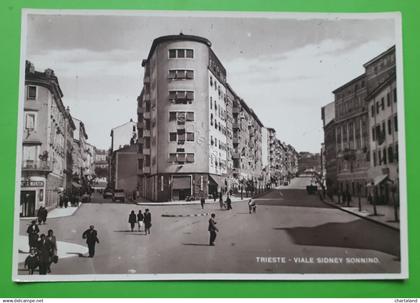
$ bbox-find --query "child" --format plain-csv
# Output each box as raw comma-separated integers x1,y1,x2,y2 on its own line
24,249,39,275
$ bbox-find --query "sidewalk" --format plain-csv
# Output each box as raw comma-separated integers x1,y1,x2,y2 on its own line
20,205,80,221
17,235,88,263
323,194,400,230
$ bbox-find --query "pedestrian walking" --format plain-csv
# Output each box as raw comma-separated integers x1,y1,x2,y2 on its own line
225,195,232,210
46,229,57,273
37,205,48,224
213,192,217,203
24,248,39,275
137,210,144,232
219,193,224,209
200,195,205,210
82,225,100,257
128,210,137,232
208,213,219,246
26,220,40,249
37,234,52,275
144,209,152,235
346,190,352,207
248,198,256,214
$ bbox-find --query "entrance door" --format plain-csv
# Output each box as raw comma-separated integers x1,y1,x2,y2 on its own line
21,190,36,217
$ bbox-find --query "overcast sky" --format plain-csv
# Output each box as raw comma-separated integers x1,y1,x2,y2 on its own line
25,12,396,152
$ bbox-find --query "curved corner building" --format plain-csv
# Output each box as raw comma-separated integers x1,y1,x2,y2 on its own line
137,34,229,201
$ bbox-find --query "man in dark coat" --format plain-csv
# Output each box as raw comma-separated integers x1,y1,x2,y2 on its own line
37,234,52,275
144,209,152,235
208,213,219,246
26,220,40,249
225,195,232,210
128,210,137,232
37,206,48,224
82,225,100,257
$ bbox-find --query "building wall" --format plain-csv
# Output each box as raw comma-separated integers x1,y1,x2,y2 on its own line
111,121,137,152
115,151,138,194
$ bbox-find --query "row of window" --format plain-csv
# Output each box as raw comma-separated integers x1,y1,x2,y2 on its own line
210,115,227,135
169,90,194,104
210,135,227,151
371,115,398,142
372,143,399,167
168,153,195,164
168,49,194,59
210,97,226,120
169,111,194,123
371,89,397,117
168,69,194,80
169,131,194,142
209,76,224,99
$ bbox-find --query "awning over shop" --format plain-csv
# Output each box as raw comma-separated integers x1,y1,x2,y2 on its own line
72,182,82,188
172,176,191,190
209,174,226,190
373,174,388,186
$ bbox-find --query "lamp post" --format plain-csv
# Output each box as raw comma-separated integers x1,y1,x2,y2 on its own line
371,181,378,216
358,183,362,212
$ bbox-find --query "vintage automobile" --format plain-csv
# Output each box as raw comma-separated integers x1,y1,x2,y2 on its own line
112,189,125,203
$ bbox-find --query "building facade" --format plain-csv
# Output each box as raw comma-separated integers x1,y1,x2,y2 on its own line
136,34,298,201
21,61,68,216
333,74,370,197
321,101,337,194
364,46,398,204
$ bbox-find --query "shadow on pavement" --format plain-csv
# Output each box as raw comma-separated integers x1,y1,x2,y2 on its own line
66,252,88,258
182,243,211,247
256,189,331,209
275,219,400,256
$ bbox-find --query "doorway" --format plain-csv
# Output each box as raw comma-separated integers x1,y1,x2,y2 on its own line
21,190,36,217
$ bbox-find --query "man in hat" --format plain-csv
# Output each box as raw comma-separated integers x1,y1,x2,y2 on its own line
82,225,100,257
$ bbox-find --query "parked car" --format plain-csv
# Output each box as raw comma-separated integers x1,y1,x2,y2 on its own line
283,180,289,186
112,189,125,203
103,189,113,199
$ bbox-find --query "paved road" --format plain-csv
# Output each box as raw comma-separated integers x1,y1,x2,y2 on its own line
18,177,400,275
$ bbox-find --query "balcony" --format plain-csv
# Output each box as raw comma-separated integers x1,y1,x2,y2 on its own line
137,137,144,144
233,136,239,144
143,130,151,137
22,160,52,173
137,121,144,129
137,153,144,159
143,76,150,84
137,106,143,114
143,112,151,119
232,122,240,129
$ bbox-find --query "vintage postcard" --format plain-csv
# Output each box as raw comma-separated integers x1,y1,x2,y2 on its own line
13,10,408,281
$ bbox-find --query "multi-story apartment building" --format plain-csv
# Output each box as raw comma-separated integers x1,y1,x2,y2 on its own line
321,101,337,193
72,117,89,190
136,34,298,201
20,61,69,216
364,46,398,204
333,74,370,197
110,119,137,152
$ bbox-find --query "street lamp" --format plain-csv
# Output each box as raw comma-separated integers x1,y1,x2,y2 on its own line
391,181,399,222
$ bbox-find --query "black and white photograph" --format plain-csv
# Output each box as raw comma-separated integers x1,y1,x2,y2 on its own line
13,10,407,281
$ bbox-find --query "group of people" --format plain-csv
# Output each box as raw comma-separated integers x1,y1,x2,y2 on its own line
128,209,152,234
25,220,57,275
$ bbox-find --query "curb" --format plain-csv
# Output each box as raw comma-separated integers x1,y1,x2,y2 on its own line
320,198,400,231
161,212,211,218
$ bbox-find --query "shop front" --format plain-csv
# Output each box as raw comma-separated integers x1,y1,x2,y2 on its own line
20,177,46,217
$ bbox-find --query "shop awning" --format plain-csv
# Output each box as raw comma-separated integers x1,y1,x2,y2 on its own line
172,176,191,190
72,182,82,188
373,174,388,186
209,174,226,190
